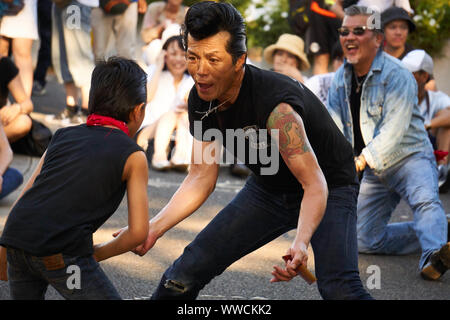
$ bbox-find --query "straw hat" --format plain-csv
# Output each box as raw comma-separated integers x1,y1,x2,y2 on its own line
263,34,310,71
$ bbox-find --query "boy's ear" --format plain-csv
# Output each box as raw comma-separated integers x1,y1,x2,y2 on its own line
130,103,145,122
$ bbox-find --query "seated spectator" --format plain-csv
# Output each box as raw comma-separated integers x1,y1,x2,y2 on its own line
136,35,193,172
402,50,450,188
0,55,33,142
305,40,344,105
0,121,23,201
0,0,38,98
263,33,310,83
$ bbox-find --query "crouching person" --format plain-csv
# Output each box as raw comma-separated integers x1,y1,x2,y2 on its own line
0,57,149,299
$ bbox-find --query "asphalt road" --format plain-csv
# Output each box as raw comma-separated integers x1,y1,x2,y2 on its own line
0,74,449,300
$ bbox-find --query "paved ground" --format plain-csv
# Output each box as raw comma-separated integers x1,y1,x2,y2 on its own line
0,74,449,300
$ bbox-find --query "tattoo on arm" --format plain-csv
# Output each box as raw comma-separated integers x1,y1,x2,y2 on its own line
267,103,311,161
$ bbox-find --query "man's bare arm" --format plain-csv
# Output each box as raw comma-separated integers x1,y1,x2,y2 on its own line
267,103,328,282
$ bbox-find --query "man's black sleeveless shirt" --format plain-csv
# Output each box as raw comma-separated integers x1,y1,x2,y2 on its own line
0,125,142,256
188,64,357,193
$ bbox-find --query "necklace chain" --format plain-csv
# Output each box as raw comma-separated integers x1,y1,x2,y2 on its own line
354,69,365,94
195,97,232,120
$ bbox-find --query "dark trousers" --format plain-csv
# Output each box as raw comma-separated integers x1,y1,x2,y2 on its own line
33,0,52,86
152,176,373,300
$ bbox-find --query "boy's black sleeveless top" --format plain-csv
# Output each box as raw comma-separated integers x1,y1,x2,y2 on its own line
188,64,357,194
0,125,142,257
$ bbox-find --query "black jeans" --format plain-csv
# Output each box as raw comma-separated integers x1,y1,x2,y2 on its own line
152,176,373,300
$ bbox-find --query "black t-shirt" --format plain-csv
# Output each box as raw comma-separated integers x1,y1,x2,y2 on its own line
350,72,367,156
0,57,19,108
188,64,356,193
0,125,142,257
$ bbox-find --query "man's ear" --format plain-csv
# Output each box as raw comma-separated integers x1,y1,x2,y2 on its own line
235,53,247,71
375,32,384,49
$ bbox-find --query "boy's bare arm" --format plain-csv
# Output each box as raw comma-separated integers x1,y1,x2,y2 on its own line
93,151,149,262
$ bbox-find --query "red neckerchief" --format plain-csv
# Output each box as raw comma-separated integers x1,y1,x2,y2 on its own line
86,114,130,136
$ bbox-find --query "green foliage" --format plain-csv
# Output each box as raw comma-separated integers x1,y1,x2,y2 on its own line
408,0,450,57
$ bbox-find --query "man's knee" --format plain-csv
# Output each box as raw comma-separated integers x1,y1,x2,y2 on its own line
152,243,217,300
151,273,201,300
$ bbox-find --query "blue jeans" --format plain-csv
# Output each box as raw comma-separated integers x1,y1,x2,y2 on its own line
357,152,447,270
152,176,372,300
0,168,23,200
7,247,121,300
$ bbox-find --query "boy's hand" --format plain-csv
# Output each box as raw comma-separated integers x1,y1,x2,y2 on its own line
112,224,158,256
0,246,8,281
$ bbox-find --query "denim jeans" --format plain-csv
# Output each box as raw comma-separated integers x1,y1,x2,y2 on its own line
7,247,121,299
152,176,372,300
0,168,23,200
357,152,447,270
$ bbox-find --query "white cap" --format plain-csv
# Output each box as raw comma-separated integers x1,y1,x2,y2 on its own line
401,49,434,76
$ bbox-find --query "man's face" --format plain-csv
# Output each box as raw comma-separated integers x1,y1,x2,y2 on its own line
340,15,383,67
384,20,409,49
186,31,244,102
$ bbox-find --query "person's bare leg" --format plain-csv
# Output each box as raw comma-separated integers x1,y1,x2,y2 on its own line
152,111,177,164
313,53,330,75
171,112,191,165
64,82,78,107
3,114,32,142
136,122,157,151
12,38,34,97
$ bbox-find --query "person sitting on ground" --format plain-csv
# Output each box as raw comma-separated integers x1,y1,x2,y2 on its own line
402,50,450,189
0,54,33,143
137,35,194,172
0,57,149,299
0,121,23,201
305,40,344,105
263,33,310,84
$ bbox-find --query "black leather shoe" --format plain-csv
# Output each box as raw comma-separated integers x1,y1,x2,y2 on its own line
421,242,450,280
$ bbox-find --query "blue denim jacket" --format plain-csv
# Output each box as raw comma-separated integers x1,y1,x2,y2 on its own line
326,49,433,172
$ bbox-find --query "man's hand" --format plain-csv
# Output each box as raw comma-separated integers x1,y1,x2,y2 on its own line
270,242,309,283
354,155,366,172
0,246,8,281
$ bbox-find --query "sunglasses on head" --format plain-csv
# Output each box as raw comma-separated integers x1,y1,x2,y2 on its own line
338,26,373,36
